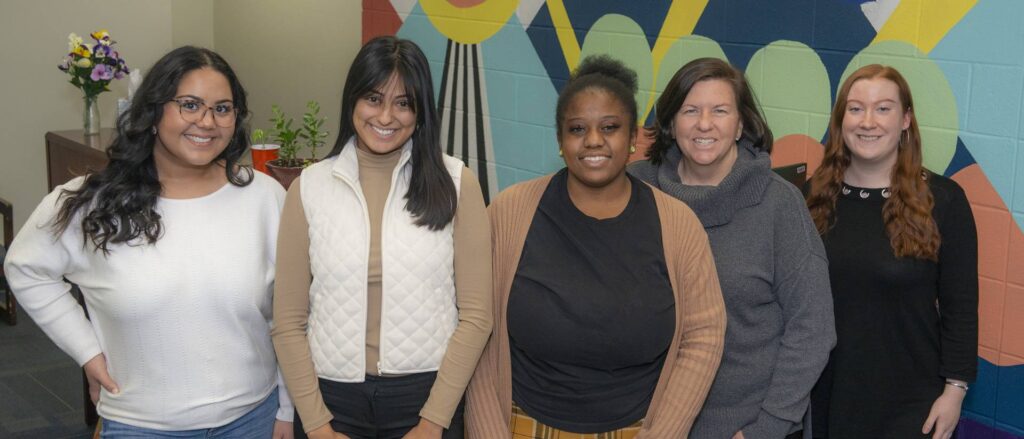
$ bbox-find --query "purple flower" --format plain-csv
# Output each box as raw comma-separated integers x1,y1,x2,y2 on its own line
58,56,71,72
91,64,113,81
94,44,111,58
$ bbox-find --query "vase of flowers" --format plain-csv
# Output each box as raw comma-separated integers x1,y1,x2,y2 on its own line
58,30,129,135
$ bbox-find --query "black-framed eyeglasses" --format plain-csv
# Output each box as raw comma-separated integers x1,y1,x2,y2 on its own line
170,98,237,127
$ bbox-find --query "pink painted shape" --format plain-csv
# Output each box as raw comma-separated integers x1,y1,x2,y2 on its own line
1001,283,1024,364
979,277,1005,351
951,164,1024,367
447,0,486,7
771,134,824,177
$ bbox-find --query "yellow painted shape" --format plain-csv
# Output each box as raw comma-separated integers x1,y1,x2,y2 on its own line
420,0,519,44
645,0,710,119
873,0,977,54
546,0,580,72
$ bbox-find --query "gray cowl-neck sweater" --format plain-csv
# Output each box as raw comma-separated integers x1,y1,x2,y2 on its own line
629,142,836,439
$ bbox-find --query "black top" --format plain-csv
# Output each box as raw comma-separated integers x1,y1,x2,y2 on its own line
810,173,978,439
508,169,675,433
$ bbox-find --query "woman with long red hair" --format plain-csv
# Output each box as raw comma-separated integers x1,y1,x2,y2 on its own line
806,64,978,439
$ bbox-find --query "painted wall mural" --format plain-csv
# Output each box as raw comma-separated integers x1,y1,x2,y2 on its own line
364,0,1024,436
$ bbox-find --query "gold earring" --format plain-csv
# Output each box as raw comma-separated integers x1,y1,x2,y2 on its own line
629,144,636,154
558,149,563,157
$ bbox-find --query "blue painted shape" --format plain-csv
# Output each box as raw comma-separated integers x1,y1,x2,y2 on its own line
496,164,517,191
967,65,1023,138
957,133,1016,205
813,0,877,52
515,75,557,127
943,138,976,178
717,42,760,71
489,119,545,172
995,363,1024,431
526,5,571,92
964,357,1001,420
561,0,672,48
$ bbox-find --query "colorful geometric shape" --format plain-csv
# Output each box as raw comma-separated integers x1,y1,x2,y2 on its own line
873,0,977,54
579,14,653,123
747,40,831,144
420,0,518,43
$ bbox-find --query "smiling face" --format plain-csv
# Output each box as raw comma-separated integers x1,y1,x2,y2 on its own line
671,78,743,182
152,67,235,175
841,77,911,169
559,88,636,189
353,72,417,155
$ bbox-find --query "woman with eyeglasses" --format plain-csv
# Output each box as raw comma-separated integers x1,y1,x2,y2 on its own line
4,46,294,438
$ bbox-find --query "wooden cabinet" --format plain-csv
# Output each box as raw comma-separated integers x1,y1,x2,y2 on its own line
45,129,113,191
44,129,111,427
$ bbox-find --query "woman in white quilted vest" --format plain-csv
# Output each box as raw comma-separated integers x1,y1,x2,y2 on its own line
272,36,493,439
4,46,293,437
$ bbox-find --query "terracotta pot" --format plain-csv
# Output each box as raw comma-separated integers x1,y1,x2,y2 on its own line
265,159,307,189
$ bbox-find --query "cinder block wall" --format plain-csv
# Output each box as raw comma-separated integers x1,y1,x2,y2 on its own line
364,1,1024,436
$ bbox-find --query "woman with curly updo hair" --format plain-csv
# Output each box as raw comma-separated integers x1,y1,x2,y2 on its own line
466,55,726,438
806,64,978,439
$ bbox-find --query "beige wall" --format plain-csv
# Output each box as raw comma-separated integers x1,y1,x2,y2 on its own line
0,0,174,231
0,0,361,232
213,0,361,160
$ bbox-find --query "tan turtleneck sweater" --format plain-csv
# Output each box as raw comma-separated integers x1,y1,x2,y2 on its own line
272,147,493,432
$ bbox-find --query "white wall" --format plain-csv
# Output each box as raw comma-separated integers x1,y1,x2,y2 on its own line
0,0,361,232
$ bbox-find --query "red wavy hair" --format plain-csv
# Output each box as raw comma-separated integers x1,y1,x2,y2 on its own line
806,64,940,261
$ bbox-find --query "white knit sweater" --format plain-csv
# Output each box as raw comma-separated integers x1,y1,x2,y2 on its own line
3,172,293,430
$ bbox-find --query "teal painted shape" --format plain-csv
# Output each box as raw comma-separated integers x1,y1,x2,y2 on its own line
397,3,453,101
931,0,1024,230
480,14,558,189
398,5,559,191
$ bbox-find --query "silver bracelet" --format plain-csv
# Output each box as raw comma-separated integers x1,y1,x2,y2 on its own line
945,381,969,392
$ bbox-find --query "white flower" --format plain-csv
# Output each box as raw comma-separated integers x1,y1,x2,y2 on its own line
76,58,92,68
68,33,83,52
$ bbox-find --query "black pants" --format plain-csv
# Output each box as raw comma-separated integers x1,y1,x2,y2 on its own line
293,372,465,439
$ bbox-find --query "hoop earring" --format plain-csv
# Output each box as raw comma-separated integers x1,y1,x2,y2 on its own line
900,129,909,149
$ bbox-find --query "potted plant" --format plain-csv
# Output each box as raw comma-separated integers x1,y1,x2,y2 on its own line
249,128,280,174
264,101,328,189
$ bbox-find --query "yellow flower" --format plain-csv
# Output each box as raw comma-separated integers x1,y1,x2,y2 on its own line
72,44,91,58
67,33,83,52
76,58,92,68
91,29,111,44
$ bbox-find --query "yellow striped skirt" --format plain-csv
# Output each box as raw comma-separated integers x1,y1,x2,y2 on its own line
509,403,643,439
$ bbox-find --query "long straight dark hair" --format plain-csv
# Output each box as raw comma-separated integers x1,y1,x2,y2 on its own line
52,46,252,253
328,36,456,231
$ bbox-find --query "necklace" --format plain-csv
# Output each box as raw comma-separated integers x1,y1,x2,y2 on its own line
841,183,890,199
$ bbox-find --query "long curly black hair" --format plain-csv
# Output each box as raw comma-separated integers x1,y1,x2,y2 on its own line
52,46,253,253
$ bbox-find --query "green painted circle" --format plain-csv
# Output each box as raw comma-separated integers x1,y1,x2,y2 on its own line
579,14,654,121
747,40,831,142
842,41,959,174
650,35,727,121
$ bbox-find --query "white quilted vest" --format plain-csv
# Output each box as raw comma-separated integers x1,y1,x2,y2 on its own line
300,137,462,382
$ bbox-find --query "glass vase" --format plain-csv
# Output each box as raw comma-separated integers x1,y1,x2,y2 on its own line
83,95,100,135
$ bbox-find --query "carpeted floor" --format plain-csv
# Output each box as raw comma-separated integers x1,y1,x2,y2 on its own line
0,306,94,438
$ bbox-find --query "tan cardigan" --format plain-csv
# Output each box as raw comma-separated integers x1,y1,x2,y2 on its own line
465,175,727,438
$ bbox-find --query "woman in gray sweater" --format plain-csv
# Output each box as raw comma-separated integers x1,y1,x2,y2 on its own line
628,57,835,439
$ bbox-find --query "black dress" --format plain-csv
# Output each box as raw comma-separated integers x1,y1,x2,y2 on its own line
811,173,978,438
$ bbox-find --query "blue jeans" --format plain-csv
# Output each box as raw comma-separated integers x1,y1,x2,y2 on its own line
101,387,279,438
